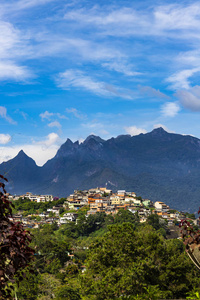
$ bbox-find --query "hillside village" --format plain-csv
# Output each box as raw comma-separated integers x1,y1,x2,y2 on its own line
9,187,198,229
6,187,200,300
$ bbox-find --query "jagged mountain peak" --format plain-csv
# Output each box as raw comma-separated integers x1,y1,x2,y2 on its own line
83,135,105,145
55,138,79,158
116,134,131,141
15,150,34,161
17,149,26,156
149,127,168,135
1,149,36,166
65,138,74,145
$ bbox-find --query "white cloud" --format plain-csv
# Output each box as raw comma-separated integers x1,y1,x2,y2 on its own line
166,68,200,90
82,122,104,130
0,106,17,124
1,0,57,15
36,132,60,147
81,121,110,137
176,86,200,111
12,0,57,10
57,113,67,119
176,50,200,68
0,61,32,81
99,129,109,135
139,86,170,99
14,109,28,120
0,134,11,144
63,4,200,39
124,126,147,136
48,121,61,128
0,21,24,59
66,108,86,120
20,111,28,120
0,21,33,81
161,102,180,117
64,6,150,37
0,144,59,166
33,34,123,64
102,61,141,77
40,111,67,121
56,69,134,99
154,4,200,31
56,69,110,96
40,111,54,121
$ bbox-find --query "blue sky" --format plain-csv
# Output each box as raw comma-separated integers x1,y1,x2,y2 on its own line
1,0,200,165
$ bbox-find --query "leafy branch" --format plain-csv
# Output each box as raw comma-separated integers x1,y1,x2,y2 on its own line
0,174,34,299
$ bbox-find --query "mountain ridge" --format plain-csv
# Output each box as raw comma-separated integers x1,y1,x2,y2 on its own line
1,127,200,212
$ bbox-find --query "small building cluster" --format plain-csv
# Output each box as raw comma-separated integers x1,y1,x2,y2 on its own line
9,187,198,229
9,192,53,203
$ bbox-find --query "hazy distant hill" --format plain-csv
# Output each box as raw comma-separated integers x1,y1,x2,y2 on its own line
1,127,200,212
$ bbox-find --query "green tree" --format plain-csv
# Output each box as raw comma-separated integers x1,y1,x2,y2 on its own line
59,207,65,215
114,208,139,225
81,223,200,300
55,285,81,300
76,212,106,236
37,273,61,299
32,225,70,273
15,268,40,300
147,213,162,230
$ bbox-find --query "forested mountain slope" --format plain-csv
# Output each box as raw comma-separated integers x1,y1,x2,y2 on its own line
1,127,200,212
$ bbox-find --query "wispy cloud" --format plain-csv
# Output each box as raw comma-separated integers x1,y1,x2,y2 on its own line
166,68,200,90
0,20,33,82
56,69,112,96
1,0,57,13
176,50,200,68
66,108,87,120
102,61,141,77
63,3,200,38
139,86,170,100
56,69,134,99
33,35,124,63
176,86,200,111
40,111,67,121
154,3,200,31
0,107,17,124
16,0,56,9
0,61,33,82
161,102,180,117
48,121,62,129
0,20,28,59
40,111,54,121
15,109,28,120
81,121,110,136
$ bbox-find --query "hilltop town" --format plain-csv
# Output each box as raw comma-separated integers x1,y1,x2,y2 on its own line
9,187,198,229
6,186,200,299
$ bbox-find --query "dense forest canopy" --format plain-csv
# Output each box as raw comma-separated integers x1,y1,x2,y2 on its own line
11,209,200,300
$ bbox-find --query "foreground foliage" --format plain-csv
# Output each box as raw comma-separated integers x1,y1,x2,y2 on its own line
81,223,199,299
0,175,34,299
12,208,200,300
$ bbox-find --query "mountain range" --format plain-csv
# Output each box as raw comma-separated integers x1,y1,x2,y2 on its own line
1,127,200,212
